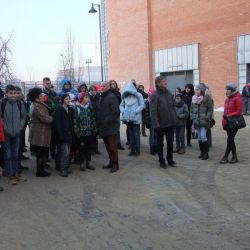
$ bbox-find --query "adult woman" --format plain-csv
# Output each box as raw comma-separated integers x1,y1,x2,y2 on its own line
220,83,243,164
190,84,213,160
28,88,53,177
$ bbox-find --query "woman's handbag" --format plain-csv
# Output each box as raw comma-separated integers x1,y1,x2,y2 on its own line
228,115,246,130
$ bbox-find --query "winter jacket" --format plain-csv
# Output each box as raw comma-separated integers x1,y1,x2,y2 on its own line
241,84,250,98
29,101,53,147
53,105,74,144
190,95,213,128
0,98,26,138
150,87,177,129
96,90,120,138
58,79,78,98
73,104,97,138
175,102,189,127
222,92,243,129
120,83,145,124
144,100,151,129
42,89,59,112
110,89,122,105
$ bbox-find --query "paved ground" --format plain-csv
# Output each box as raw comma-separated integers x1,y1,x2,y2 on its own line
0,112,250,250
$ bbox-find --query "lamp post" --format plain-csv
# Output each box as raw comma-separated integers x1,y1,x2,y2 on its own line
88,3,104,82
60,53,66,78
85,59,92,84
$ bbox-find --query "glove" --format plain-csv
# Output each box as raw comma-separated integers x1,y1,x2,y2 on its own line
223,115,228,120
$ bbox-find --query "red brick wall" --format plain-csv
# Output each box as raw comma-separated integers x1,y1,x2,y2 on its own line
107,0,250,107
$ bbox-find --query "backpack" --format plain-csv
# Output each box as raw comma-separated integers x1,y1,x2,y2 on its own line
1,98,22,118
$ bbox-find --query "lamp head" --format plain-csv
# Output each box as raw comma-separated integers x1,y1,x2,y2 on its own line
89,4,97,13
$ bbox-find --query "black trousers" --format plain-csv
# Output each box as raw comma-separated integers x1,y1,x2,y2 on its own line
224,128,238,157
157,126,175,163
79,136,93,163
186,118,192,144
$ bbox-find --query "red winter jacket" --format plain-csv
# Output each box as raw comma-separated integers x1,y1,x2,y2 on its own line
0,117,5,142
222,92,243,129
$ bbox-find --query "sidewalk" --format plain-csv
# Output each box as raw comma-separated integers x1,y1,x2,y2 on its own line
0,112,249,250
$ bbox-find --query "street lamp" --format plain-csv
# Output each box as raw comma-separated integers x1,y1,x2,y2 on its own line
85,59,92,84
60,53,66,78
88,3,104,82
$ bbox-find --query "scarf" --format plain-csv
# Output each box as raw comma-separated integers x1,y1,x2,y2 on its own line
192,95,203,104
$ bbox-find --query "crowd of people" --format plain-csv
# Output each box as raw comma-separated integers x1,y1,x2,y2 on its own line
0,76,246,191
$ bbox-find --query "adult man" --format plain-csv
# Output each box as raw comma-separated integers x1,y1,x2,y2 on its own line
96,82,120,173
42,77,58,160
150,76,177,168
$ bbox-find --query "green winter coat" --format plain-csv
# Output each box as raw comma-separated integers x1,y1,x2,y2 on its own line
190,96,213,128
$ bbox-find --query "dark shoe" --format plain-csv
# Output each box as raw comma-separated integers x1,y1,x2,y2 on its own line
110,165,119,173
128,150,135,156
178,148,185,154
103,163,112,169
21,154,29,160
36,171,51,177
220,156,228,164
229,155,239,164
0,186,4,191
86,161,95,170
202,153,209,160
59,170,68,177
168,161,176,167
134,150,140,156
198,141,203,158
44,163,50,169
187,143,192,147
118,145,125,150
142,134,147,137
150,148,156,155
22,148,28,152
160,161,167,168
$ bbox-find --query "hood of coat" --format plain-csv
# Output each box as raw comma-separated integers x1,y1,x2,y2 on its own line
60,79,72,92
122,82,138,99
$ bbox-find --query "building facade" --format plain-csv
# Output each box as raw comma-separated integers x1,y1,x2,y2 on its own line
106,0,250,106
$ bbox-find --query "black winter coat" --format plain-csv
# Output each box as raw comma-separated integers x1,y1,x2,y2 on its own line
53,105,74,144
96,90,120,138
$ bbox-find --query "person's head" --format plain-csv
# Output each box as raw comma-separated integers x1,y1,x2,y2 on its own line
61,94,70,106
175,93,183,103
175,87,181,95
78,83,88,93
43,77,52,91
109,80,119,90
5,85,16,101
61,79,71,91
15,86,23,99
155,76,167,89
195,84,206,97
27,87,43,102
101,81,110,93
138,85,144,92
79,92,89,105
226,83,237,97
89,85,97,96
184,83,194,95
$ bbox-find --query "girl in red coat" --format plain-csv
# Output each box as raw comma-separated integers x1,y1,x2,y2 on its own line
220,83,243,164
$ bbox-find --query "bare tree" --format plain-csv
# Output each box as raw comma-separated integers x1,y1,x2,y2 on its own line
0,34,14,82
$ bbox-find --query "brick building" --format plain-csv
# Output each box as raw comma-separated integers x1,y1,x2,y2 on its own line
105,0,250,107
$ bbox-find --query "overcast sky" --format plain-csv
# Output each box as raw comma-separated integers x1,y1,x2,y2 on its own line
0,0,101,81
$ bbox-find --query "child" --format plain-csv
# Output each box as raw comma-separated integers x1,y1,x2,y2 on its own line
174,93,189,154
73,92,97,171
53,94,74,177
0,85,26,185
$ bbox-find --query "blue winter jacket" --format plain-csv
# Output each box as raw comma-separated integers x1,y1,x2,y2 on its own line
119,82,145,124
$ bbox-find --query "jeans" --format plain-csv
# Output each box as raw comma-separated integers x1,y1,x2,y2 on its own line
197,127,207,142
175,126,185,149
3,136,20,176
57,144,71,171
127,123,141,152
157,126,175,163
149,125,158,149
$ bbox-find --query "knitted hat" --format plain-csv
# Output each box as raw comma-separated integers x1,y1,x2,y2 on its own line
195,84,206,95
226,83,237,91
175,93,184,99
61,93,70,104
79,91,87,103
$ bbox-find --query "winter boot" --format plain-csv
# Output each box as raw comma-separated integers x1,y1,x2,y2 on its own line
128,149,135,156
36,158,51,177
110,164,119,173
86,161,95,170
220,156,228,164
202,142,209,160
59,170,68,177
229,154,239,164
178,148,185,154
198,141,203,159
